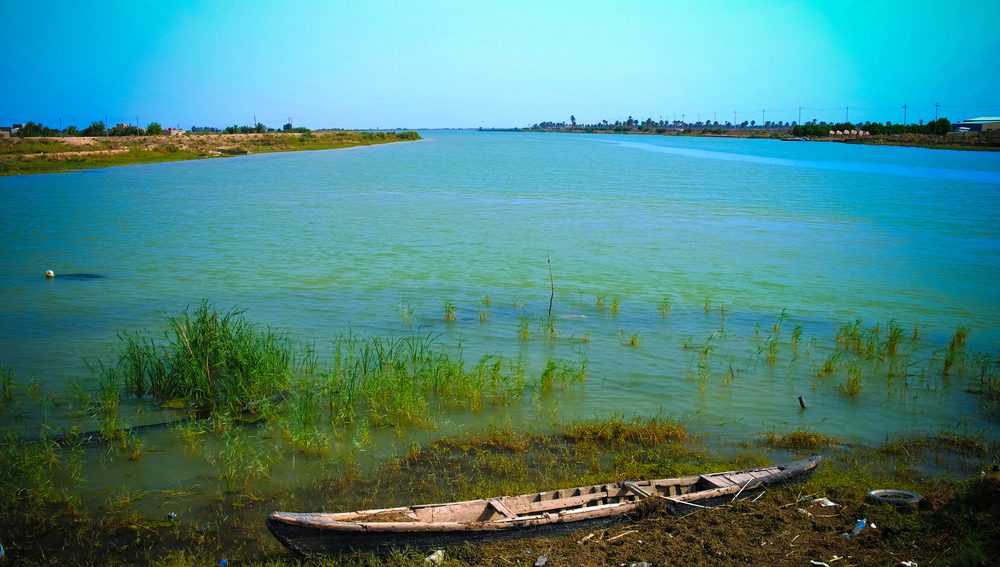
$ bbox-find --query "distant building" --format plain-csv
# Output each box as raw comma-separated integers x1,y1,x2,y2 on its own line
0,126,11,138
166,127,186,136
12,123,23,134
952,117,1000,132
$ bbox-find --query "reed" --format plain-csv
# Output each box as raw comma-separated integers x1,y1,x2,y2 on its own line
284,381,330,455
1,363,13,403
817,351,841,377
656,296,671,316
885,319,904,356
610,298,620,316
563,415,687,445
595,295,606,311
764,334,779,365
791,325,803,354
111,302,290,419
395,302,413,326
764,429,840,451
704,297,711,314
443,300,457,322
518,316,530,340
840,359,862,395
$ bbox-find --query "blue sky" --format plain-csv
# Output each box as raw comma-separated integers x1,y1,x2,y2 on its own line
2,0,998,129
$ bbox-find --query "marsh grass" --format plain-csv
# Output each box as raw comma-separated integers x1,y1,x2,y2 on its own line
322,333,544,428
839,359,863,395
395,302,413,326
518,316,530,340
764,429,840,451
657,296,671,316
111,302,290,420
563,415,687,445
443,300,457,322
1,363,14,403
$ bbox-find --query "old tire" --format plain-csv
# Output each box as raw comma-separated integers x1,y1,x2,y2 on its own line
866,489,923,510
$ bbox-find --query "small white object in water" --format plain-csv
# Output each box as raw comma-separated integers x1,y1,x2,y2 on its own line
45,270,55,278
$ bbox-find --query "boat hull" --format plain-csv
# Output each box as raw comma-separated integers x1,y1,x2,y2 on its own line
267,455,820,556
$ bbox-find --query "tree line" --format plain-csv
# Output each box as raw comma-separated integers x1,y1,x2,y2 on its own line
530,116,796,133
529,116,956,137
9,120,314,137
791,118,952,137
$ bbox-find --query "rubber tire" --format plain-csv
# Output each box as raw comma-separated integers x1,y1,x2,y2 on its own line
866,489,923,510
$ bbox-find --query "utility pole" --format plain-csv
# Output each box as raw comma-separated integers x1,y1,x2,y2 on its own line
903,104,908,125
714,111,717,123
798,107,802,124
734,110,737,126
761,109,765,126
845,106,849,122
935,102,940,121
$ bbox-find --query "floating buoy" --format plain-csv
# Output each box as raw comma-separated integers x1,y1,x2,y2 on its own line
45,270,55,278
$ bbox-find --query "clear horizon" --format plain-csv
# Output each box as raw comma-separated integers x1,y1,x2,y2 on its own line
2,0,998,130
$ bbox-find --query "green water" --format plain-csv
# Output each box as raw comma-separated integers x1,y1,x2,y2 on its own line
1,131,998,469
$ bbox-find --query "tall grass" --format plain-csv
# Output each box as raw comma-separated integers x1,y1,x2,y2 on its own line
112,302,290,419
322,333,544,428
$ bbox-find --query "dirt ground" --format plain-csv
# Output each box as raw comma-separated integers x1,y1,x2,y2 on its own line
453,477,998,567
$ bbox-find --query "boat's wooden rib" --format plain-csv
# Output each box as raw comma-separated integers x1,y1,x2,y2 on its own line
266,455,820,556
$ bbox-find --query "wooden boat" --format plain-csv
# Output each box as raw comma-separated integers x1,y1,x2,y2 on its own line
267,455,820,555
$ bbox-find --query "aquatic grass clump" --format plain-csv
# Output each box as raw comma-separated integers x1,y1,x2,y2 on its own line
657,296,671,316
839,359,863,395
563,415,687,445
764,429,840,451
283,381,330,455
443,300,457,322
323,333,537,428
538,359,585,393
1,363,14,403
112,302,291,419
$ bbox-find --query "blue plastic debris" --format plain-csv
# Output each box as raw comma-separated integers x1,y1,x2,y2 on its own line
843,518,867,539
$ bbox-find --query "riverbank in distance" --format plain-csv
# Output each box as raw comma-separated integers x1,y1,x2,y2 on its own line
497,127,1000,151
0,130,421,176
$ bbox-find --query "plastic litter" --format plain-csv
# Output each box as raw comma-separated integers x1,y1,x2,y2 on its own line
843,518,867,539
811,497,839,507
534,555,548,566
900,562,918,567
810,561,830,567
167,512,177,520
219,561,228,567
1,541,5,559
425,549,445,564
629,562,654,567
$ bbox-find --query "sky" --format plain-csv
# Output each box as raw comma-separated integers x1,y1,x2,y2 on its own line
2,0,998,129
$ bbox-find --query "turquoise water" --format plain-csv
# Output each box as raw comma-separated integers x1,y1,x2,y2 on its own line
1,131,998,451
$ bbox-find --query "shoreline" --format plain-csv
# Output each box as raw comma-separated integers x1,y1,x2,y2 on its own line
491,127,1000,151
0,130,421,176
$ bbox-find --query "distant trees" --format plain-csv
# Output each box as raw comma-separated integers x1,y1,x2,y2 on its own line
223,122,268,134
81,121,106,136
791,118,952,137
108,124,142,136
13,121,60,137
146,122,163,136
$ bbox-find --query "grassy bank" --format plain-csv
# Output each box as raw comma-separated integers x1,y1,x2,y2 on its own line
0,130,420,175
1,417,996,566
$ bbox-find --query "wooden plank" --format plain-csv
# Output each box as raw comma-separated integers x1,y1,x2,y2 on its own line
488,498,517,519
522,491,610,514
623,481,652,498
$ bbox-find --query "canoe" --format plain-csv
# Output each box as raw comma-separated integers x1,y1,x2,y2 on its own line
267,455,820,555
